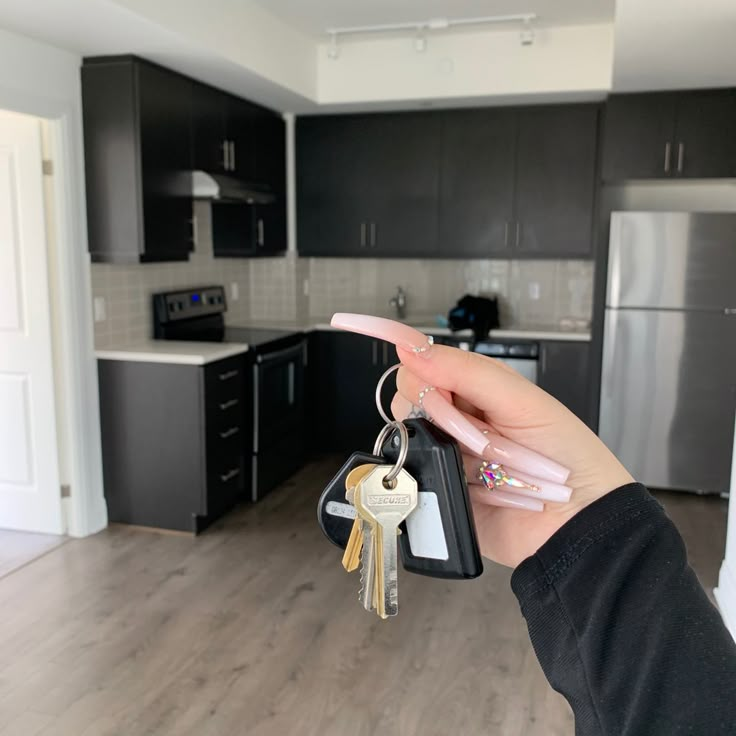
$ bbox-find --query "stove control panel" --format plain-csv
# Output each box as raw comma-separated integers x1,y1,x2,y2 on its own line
153,286,227,323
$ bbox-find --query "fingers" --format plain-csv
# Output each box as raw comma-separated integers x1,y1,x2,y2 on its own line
461,454,572,503
396,368,570,483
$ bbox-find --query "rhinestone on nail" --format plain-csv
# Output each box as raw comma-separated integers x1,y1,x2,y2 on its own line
417,386,435,407
479,461,540,492
412,336,434,354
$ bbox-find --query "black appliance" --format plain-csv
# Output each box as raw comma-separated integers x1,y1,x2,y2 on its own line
447,295,500,340
153,286,306,501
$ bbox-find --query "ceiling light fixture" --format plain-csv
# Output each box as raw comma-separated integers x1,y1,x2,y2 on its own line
325,13,537,59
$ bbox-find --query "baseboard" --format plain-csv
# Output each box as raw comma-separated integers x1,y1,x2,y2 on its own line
714,560,736,640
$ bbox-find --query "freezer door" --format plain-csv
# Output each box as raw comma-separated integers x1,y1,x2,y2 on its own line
599,308,736,493
607,212,736,310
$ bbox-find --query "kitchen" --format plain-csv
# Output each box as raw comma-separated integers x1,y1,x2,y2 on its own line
0,1,735,734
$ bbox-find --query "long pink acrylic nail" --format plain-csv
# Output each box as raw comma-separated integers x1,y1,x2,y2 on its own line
422,389,569,484
331,313,433,357
463,457,572,502
469,485,544,512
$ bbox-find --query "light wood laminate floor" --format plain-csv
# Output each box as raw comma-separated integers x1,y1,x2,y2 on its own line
0,459,727,736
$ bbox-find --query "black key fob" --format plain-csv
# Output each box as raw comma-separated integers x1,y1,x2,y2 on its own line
317,451,383,549
382,419,483,580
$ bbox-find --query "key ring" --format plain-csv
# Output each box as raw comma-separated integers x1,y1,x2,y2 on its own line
373,363,408,486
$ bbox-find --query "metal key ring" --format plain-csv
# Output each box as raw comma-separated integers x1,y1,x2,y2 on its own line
373,420,409,487
375,363,400,426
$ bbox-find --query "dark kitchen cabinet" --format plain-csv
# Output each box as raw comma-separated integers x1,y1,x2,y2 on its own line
191,82,228,174
297,113,441,257
308,331,396,453
98,353,250,533
602,89,736,180
212,200,286,257
538,341,592,427
297,104,598,259
514,105,598,257
82,56,194,263
438,109,516,257
253,106,286,194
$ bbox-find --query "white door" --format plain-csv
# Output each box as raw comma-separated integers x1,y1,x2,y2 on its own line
0,111,63,534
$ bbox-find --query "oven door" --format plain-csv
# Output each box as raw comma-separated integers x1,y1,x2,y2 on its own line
253,340,306,453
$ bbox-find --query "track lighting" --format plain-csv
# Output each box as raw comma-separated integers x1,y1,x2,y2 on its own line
325,13,537,59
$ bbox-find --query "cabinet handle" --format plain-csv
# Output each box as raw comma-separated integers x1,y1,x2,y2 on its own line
540,347,547,376
382,343,388,365
724,308,736,316
219,426,240,439
218,370,239,381
222,140,230,171
677,142,684,174
220,467,240,482
219,398,239,410
515,222,521,248
257,218,265,247
504,222,509,248
371,341,378,366
664,142,671,173
370,222,377,247
229,141,236,171
288,362,295,405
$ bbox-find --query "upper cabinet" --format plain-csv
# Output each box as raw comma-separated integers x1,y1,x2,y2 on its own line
514,105,599,258
82,56,287,263
297,112,441,257
602,89,736,181
297,103,599,259
82,57,194,263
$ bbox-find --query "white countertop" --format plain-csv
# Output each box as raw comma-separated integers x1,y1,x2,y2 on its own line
96,340,249,365
226,319,591,342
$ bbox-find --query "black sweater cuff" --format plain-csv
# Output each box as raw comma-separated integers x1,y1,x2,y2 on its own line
511,482,664,601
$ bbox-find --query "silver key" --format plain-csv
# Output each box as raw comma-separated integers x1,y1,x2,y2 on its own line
358,521,376,612
355,465,418,618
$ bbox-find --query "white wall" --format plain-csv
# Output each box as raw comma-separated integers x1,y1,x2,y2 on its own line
0,26,107,537
614,0,736,91
317,24,613,107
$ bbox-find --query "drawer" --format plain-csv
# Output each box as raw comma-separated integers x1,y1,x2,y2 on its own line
204,355,246,409
203,436,244,515
206,399,243,444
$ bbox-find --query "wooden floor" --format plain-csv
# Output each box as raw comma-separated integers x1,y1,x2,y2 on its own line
0,530,66,580
0,459,727,736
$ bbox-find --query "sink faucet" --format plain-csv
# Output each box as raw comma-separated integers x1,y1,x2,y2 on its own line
390,286,407,320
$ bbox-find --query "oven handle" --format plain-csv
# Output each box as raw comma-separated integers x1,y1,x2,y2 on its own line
256,341,306,365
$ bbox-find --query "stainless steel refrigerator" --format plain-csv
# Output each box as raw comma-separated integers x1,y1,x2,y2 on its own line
599,212,736,494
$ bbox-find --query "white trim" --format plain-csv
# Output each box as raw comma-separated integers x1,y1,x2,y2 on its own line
0,59,107,537
715,562,736,641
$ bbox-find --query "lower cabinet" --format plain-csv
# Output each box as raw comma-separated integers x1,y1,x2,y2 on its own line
537,341,592,427
98,354,250,533
308,331,397,453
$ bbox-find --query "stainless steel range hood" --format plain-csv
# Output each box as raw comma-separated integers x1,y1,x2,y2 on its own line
191,171,275,204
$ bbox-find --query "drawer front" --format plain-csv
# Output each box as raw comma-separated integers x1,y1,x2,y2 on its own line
203,434,244,515
205,355,245,409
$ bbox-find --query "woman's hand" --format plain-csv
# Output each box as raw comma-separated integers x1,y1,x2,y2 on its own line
331,314,634,568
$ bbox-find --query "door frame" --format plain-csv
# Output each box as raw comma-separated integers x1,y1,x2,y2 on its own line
0,87,107,537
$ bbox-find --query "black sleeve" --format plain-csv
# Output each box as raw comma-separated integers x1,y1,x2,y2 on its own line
510,483,736,736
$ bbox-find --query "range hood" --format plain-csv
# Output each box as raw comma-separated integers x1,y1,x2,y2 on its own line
191,171,275,204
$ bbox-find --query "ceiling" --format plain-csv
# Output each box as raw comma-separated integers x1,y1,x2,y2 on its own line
251,0,616,37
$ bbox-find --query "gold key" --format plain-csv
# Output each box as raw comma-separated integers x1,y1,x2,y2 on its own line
341,463,377,572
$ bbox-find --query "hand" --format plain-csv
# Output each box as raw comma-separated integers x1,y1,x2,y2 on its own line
332,314,634,568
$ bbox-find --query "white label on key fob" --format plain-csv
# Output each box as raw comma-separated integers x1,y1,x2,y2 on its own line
406,492,449,561
326,501,357,520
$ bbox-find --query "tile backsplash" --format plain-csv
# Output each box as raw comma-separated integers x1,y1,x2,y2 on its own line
91,202,593,347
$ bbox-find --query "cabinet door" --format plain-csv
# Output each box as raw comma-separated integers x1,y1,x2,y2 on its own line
253,200,287,255
312,332,384,452
227,96,257,181
438,109,516,257
137,63,194,261
538,341,591,426
296,116,367,256
191,82,228,173
602,93,677,180
253,108,286,193
361,112,441,256
514,105,598,258
674,90,736,178
212,202,256,257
